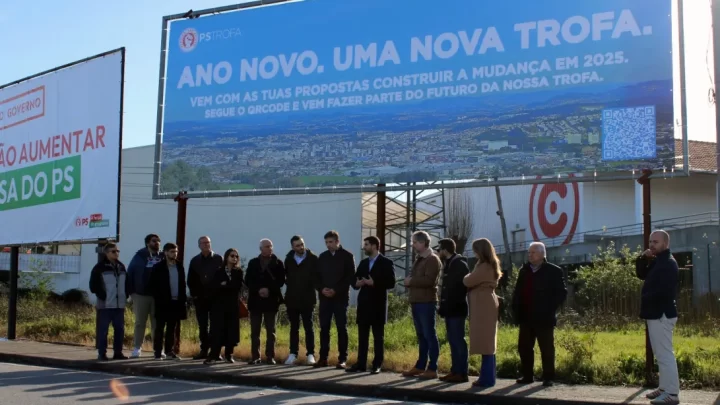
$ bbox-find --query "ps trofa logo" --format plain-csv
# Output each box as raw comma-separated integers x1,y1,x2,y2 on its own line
179,28,199,52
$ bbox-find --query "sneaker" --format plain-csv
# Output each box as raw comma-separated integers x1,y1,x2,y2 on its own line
168,353,182,360
306,354,316,365
130,348,142,358
650,392,679,404
285,354,297,365
646,389,665,399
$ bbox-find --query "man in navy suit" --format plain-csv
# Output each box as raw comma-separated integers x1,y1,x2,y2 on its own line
346,236,396,374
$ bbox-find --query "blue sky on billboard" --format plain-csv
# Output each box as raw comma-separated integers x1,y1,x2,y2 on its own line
155,0,678,194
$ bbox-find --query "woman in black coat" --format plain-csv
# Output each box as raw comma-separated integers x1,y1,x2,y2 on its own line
204,248,244,364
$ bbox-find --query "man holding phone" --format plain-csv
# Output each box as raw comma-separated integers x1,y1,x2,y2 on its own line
346,236,396,374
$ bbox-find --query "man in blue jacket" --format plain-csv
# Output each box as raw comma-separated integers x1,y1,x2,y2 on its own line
636,230,680,405
126,233,163,358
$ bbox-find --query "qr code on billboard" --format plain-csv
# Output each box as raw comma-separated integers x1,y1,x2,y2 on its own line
601,106,657,161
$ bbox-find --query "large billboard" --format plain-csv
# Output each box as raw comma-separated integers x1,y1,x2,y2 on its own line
155,0,682,198
0,49,124,245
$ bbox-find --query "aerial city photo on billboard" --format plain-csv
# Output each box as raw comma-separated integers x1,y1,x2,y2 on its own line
157,0,676,195
0,49,124,245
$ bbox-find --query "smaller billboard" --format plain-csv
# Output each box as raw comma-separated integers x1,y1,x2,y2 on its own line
0,48,124,245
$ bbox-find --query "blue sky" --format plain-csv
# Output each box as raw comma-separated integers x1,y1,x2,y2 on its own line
0,0,251,148
0,0,686,147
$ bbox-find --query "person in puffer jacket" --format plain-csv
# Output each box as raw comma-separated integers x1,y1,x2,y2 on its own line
89,242,128,361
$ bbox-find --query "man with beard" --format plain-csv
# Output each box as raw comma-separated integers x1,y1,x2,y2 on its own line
127,233,163,358
346,236,396,374
283,235,319,366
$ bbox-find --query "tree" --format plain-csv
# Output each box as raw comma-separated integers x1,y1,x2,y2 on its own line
446,188,474,254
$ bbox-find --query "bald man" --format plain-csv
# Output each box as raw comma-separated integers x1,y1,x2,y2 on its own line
246,238,286,365
636,230,680,405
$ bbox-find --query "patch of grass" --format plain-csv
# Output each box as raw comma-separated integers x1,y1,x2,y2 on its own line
1,296,720,389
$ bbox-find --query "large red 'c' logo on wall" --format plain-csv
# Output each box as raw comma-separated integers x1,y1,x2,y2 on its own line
528,175,580,245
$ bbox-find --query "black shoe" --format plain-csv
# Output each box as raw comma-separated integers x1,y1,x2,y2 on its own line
336,361,347,370
370,367,381,375
225,356,235,363
248,358,261,365
265,358,276,365
193,351,208,360
97,354,109,361
345,364,366,373
203,358,217,365
168,353,182,360
112,353,129,360
516,377,534,384
543,380,554,387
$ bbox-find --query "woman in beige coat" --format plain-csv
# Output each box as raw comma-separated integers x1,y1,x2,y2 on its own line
463,238,502,387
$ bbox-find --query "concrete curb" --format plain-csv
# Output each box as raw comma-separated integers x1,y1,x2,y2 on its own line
0,352,624,405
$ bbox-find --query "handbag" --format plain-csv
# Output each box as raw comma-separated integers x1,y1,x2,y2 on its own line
238,297,249,319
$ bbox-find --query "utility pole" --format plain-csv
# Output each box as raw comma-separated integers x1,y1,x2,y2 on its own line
712,0,720,229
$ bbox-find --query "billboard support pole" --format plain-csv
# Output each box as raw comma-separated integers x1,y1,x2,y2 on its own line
637,169,655,387
7,246,19,340
173,190,188,355
377,184,386,254
711,0,720,230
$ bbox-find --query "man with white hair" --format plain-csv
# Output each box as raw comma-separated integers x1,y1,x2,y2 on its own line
511,241,567,387
245,238,286,365
636,230,680,405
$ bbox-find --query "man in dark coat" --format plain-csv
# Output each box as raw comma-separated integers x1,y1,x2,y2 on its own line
313,230,356,369
511,241,567,387
436,238,470,383
187,236,224,360
346,236,396,374
148,242,187,360
245,238,286,365
636,230,680,405
283,235,319,366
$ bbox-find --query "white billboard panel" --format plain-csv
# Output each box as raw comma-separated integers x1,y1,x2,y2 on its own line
0,48,124,245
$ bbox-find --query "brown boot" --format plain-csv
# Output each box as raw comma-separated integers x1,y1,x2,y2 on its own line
401,367,425,377
439,373,455,381
444,373,469,383
419,370,438,379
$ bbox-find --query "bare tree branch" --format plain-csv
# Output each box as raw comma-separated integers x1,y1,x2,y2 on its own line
446,188,474,254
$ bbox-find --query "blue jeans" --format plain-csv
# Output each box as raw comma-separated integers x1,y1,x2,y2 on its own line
445,316,468,375
411,302,439,371
96,308,125,356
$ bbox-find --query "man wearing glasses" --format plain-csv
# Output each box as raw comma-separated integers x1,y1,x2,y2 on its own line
89,243,129,361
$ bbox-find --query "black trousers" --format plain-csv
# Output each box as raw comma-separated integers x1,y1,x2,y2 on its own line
287,307,315,356
518,323,555,381
154,316,179,357
356,322,385,369
319,299,348,362
194,298,212,353
250,311,278,360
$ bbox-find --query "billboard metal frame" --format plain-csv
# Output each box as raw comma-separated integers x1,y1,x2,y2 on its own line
0,47,126,247
152,0,689,200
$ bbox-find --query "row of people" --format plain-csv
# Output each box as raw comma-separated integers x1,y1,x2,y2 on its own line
89,229,682,400
89,230,564,387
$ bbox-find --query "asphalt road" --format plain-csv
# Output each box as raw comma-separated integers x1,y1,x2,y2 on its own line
0,362,440,405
